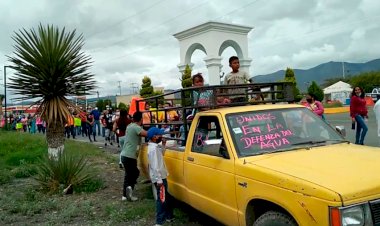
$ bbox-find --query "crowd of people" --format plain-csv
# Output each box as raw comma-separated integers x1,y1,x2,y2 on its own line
1,113,47,134
1,106,129,148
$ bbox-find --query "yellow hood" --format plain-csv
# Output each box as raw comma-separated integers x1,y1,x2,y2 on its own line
245,143,380,204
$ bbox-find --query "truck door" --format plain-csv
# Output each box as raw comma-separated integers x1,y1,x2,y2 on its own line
184,114,238,226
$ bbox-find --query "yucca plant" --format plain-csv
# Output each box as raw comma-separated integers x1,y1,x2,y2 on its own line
34,151,94,193
7,24,95,158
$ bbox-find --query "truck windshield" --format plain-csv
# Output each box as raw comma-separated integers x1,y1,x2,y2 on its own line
226,107,345,157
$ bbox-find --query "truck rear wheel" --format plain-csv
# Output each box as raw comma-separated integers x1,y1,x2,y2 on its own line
253,211,297,226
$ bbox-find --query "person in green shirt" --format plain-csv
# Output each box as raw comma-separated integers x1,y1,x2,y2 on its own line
121,111,147,201
74,113,82,136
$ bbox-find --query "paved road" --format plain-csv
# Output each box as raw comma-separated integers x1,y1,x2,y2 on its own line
326,106,380,147
73,132,121,154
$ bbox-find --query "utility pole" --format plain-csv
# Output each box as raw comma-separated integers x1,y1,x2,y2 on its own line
130,83,138,94
117,81,122,96
342,61,345,79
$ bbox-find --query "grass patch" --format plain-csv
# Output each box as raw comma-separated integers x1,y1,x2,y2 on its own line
0,132,46,169
0,131,106,187
0,131,220,225
0,169,12,184
74,177,105,193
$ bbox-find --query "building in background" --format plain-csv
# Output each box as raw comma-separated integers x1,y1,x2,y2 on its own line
323,81,352,104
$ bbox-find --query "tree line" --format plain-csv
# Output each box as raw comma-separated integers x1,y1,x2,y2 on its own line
281,68,380,102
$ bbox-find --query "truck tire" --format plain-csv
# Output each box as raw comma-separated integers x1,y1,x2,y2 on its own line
253,211,297,226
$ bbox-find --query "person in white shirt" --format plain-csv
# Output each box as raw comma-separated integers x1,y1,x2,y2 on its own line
147,127,174,226
374,100,380,145
224,56,251,103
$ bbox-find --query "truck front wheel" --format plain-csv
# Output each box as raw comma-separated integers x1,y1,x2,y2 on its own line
253,211,297,226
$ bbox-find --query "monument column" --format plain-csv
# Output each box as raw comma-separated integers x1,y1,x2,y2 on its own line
239,58,252,76
204,57,222,85
177,63,194,75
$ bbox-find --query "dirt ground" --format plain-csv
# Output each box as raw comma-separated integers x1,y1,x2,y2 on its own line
88,145,222,226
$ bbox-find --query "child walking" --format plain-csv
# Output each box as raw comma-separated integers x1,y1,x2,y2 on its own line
147,127,174,226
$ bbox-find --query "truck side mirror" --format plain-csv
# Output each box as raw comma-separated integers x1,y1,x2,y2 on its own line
335,126,346,137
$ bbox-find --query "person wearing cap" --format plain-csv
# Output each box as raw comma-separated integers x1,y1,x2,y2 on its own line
121,111,147,201
147,127,174,225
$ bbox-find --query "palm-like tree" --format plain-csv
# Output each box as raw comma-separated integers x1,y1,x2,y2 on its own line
7,24,95,158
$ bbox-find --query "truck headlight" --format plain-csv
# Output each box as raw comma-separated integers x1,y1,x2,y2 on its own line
330,204,372,226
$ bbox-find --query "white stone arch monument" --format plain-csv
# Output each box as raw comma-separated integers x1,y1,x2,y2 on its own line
173,21,253,85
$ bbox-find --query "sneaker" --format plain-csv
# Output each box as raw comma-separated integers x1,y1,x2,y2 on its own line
166,218,174,222
127,186,138,201
121,196,127,201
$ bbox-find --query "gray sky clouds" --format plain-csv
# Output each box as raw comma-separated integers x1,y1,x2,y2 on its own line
1,0,379,100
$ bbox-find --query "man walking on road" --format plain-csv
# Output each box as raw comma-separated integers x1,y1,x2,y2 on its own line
91,106,101,136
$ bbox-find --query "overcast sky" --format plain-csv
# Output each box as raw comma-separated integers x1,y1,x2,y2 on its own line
1,0,379,101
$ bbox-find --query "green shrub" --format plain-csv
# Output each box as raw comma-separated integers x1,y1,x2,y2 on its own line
12,162,38,178
74,177,104,193
0,169,12,184
34,152,96,193
5,151,43,166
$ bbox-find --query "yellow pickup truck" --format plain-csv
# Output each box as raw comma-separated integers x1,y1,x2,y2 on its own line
138,83,380,226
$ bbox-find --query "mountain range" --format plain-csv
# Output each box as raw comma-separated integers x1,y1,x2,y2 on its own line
251,58,380,91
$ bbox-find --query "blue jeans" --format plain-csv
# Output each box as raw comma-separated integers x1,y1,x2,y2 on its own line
355,115,368,145
102,126,106,137
76,126,81,135
155,179,173,224
93,120,101,136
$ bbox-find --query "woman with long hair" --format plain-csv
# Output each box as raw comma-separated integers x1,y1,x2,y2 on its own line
305,93,325,119
114,109,132,168
350,86,368,145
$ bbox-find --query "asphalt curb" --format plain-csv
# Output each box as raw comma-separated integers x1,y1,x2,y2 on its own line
324,105,374,114
324,106,350,114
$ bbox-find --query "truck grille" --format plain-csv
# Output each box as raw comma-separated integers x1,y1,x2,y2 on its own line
370,200,380,225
